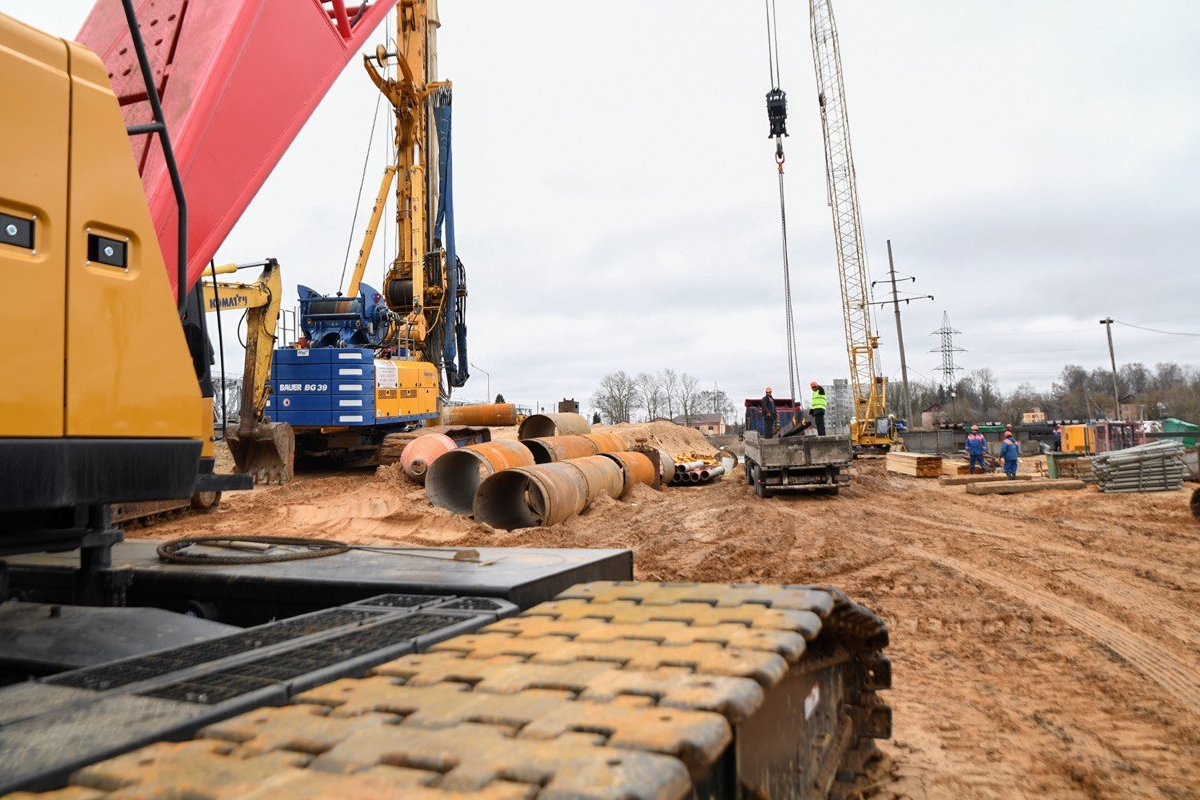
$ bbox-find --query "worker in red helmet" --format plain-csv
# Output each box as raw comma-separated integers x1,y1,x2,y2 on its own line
809,381,827,436
1000,430,1019,480
965,424,988,474
761,387,778,438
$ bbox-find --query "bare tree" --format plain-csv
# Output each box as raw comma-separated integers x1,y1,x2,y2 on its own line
590,371,638,424
659,368,679,420
970,368,1000,416
678,372,701,425
635,372,665,421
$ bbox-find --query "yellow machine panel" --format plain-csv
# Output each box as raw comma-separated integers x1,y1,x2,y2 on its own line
374,358,440,418
0,17,71,437
1061,424,1093,454
62,40,203,439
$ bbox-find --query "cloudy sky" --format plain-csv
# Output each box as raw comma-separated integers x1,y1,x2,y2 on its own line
6,1,1200,416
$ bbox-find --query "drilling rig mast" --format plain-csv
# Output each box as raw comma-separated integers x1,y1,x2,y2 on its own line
810,0,895,450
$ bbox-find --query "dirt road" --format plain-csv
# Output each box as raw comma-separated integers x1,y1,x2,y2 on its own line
142,423,1200,799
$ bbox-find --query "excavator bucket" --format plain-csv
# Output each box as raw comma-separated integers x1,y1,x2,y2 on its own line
227,421,295,484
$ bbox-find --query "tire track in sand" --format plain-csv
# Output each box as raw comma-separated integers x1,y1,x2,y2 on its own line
892,541,1200,714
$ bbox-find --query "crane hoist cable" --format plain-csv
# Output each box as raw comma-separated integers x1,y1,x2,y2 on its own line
764,0,801,418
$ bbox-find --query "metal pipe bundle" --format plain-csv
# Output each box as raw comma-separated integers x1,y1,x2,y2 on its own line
1092,441,1187,493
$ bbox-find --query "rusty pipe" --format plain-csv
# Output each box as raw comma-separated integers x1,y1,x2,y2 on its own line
400,432,457,484
567,455,626,503
517,412,591,440
675,460,706,476
601,451,659,495
474,462,591,529
521,434,599,464
581,431,627,454
425,440,535,515
443,403,518,426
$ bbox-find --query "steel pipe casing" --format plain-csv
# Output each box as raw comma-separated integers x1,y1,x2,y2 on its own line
582,431,627,454
400,433,457,483
601,451,659,494
522,435,599,464
567,455,626,502
425,440,536,515
443,403,518,426
517,412,591,440
474,462,591,529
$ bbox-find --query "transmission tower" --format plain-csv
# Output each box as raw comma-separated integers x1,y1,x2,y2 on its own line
929,311,965,389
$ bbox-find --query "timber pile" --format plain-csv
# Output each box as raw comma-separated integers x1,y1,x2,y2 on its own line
887,451,942,478
966,479,1086,495
940,474,1031,486
1092,441,1187,493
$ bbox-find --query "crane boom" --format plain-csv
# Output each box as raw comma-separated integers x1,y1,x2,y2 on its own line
809,0,894,450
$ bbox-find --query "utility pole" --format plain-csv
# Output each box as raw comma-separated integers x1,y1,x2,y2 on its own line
875,240,931,426
1099,317,1120,420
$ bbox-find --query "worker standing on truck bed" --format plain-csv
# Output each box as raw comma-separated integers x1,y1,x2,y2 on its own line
810,382,827,435
762,387,778,437
965,424,988,474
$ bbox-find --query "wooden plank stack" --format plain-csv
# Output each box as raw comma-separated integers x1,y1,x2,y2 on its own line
941,459,970,476
886,451,942,478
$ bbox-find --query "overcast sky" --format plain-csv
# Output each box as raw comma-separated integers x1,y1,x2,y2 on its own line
6,1,1200,416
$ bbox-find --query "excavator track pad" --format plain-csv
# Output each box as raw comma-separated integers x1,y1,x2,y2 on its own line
5,582,890,799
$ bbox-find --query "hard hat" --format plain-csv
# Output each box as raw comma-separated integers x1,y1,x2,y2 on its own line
971,424,979,430
810,381,819,389
1005,431,1014,438
765,387,772,393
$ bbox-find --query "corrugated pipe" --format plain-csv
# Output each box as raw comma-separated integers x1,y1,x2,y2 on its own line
474,455,625,529
425,440,536,514
517,412,591,439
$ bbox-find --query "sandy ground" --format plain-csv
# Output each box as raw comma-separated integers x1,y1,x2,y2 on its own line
139,422,1200,800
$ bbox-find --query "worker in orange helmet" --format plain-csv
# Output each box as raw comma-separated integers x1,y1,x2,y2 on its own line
1000,430,1019,480
761,387,778,438
809,381,827,436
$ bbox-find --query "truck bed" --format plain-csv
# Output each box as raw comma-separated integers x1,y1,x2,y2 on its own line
743,430,853,496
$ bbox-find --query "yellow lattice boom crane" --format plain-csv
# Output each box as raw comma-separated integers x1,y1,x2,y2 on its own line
809,0,895,451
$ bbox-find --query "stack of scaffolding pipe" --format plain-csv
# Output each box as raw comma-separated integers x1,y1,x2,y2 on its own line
671,461,725,486
1092,441,1187,493
425,440,536,514
474,455,627,530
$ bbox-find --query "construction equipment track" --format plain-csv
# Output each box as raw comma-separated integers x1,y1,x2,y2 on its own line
11,582,890,800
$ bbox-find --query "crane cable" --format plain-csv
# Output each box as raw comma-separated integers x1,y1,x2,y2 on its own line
764,0,801,421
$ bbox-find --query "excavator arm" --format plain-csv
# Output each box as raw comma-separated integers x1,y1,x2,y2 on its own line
200,260,294,483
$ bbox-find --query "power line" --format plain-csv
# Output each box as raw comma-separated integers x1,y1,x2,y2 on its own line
1114,320,1200,337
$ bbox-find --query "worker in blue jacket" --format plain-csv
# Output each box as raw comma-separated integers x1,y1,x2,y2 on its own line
1000,431,1020,480
965,424,988,474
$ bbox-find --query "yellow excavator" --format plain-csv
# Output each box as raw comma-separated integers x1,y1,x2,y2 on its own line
199,259,294,484
0,6,891,797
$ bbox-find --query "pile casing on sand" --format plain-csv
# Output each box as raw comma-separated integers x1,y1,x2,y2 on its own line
443,403,518,427
474,451,658,529
425,440,536,514
521,433,625,464
400,433,457,483
517,412,590,439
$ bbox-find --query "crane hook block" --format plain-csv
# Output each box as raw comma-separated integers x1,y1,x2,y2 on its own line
766,88,788,138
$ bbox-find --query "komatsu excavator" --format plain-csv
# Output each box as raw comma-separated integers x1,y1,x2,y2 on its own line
0,4,890,797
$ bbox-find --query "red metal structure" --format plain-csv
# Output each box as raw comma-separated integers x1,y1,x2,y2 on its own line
77,0,398,293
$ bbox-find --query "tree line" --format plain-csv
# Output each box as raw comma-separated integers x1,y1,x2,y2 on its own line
904,361,1200,425
590,369,736,425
